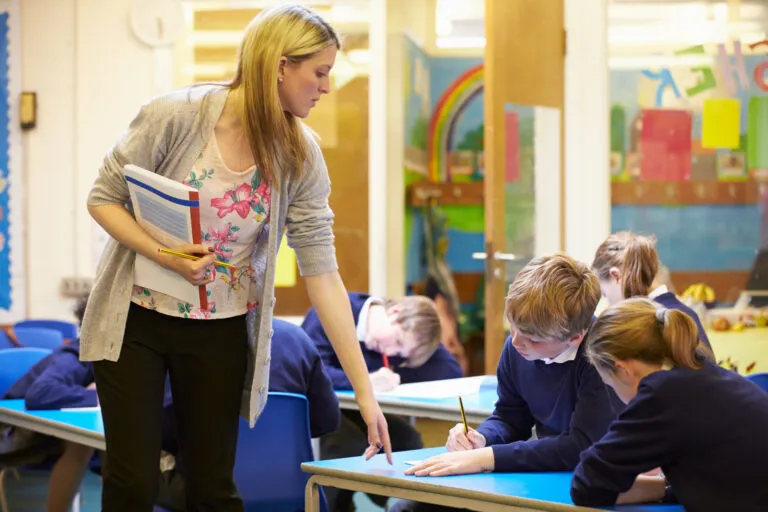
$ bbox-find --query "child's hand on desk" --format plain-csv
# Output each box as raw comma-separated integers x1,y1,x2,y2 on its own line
369,367,400,392
405,448,494,477
446,424,486,451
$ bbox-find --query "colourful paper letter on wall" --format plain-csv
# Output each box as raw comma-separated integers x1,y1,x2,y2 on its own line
702,99,741,149
640,109,692,181
748,97,768,172
275,233,297,287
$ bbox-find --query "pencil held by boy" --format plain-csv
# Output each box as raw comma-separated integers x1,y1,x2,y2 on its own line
402,254,621,480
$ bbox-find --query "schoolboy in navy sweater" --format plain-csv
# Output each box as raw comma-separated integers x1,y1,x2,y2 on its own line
393,255,620,512
592,231,712,352
302,292,461,390
303,292,460,511
393,255,619,511
571,298,768,511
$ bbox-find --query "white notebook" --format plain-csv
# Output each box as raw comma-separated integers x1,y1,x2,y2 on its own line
124,164,206,308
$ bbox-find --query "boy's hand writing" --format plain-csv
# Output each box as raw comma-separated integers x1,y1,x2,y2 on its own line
369,367,400,392
446,423,486,452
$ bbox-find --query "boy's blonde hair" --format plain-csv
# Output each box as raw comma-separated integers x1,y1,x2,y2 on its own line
385,296,442,368
506,254,601,341
226,4,340,186
585,298,710,373
592,231,658,299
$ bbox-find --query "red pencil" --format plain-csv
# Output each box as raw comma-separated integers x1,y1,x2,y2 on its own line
382,354,390,369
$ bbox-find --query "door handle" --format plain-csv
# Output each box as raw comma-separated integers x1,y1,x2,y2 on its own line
471,252,522,261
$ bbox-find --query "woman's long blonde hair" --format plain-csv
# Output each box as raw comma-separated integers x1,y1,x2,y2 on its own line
227,4,340,186
585,298,711,374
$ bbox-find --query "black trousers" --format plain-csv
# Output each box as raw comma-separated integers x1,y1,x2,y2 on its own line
321,410,424,511
94,303,248,512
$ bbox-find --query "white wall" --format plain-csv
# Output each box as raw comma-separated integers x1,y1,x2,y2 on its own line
22,0,158,320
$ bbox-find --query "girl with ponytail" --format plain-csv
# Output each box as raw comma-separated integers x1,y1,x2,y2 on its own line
571,298,768,510
592,231,712,352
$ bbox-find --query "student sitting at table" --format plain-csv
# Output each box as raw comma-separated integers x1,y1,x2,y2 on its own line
0,296,99,512
570,298,768,510
392,254,621,512
302,292,461,511
155,318,342,511
591,231,712,352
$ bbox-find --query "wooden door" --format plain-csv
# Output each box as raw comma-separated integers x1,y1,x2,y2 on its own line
483,0,565,373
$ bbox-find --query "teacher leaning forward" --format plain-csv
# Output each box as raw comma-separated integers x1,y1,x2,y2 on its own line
80,4,392,511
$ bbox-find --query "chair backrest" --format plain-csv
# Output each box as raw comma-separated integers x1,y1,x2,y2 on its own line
0,347,52,396
235,392,327,512
15,319,78,340
747,372,768,393
0,329,14,349
13,326,64,350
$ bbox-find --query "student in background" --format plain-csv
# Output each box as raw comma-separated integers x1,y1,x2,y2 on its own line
303,292,460,511
571,298,768,510
1,297,97,512
591,231,711,351
157,318,341,511
392,255,621,512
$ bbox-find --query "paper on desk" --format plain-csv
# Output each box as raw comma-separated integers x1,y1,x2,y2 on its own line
125,164,206,308
404,460,422,466
61,406,101,412
376,376,488,400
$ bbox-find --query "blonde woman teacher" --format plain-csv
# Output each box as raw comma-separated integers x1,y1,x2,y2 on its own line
80,5,391,511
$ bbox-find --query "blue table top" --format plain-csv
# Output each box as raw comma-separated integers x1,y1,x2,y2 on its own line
335,377,498,412
0,399,104,435
303,447,683,512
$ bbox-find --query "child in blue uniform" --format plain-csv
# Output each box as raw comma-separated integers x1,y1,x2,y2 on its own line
571,298,768,511
0,297,104,512
392,254,621,512
303,292,460,511
591,231,712,352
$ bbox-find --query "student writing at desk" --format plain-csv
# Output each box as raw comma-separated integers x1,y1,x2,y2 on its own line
592,231,712,352
393,255,622,512
302,292,462,511
156,318,341,511
571,298,768,511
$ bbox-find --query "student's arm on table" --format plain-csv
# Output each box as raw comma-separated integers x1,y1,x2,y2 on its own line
490,362,617,472
571,388,673,507
25,353,98,409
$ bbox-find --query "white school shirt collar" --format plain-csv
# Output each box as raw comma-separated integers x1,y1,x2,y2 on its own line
542,342,579,364
356,296,384,342
648,285,669,300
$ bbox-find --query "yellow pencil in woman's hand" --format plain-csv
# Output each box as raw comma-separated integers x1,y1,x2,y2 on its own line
158,248,237,269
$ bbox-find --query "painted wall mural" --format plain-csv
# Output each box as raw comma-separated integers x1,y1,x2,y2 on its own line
610,39,768,277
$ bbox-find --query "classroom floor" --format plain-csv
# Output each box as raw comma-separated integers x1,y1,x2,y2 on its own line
4,469,387,511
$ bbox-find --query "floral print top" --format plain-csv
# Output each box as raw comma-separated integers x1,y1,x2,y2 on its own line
130,133,270,320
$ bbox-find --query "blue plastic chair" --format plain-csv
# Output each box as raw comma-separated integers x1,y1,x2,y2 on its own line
747,372,768,393
234,392,327,512
12,327,64,350
14,320,78,340
0,347,51,396
0,331,14,350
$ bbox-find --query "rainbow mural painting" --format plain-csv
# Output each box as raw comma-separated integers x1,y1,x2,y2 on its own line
428,64,484,182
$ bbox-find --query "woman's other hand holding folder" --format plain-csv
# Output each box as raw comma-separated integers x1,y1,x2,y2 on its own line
156,244,217,286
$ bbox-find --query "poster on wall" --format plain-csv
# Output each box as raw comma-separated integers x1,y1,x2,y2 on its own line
0,1,24,321
0,11,10,309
